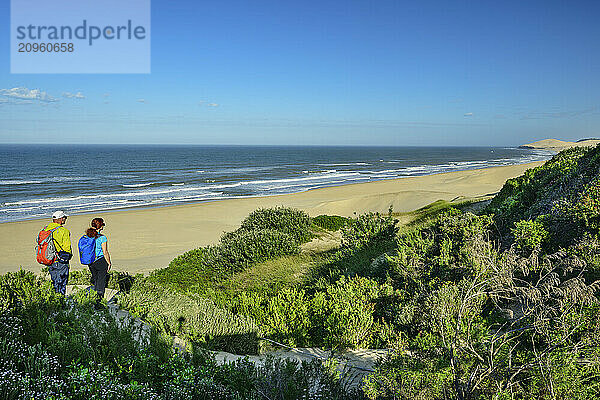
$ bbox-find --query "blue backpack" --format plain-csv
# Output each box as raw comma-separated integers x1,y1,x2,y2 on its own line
78,235,96,265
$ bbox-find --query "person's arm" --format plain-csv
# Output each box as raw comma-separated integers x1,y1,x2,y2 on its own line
66,229,72,254
101,241,111,270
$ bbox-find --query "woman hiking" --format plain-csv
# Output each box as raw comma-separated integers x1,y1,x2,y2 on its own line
86,217,112,300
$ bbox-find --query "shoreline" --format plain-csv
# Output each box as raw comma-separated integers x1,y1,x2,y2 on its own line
0,161,544,275
1,158,550,225
0,146,551,225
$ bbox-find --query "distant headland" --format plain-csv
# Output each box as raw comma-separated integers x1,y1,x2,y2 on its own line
519,138,600,151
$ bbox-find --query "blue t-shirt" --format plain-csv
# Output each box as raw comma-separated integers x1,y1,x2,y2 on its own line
95,235,107,258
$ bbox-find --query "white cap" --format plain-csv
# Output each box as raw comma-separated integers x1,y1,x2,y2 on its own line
52,210,68,219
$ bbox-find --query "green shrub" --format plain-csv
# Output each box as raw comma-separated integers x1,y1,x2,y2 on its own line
341,210,398,251
306,210,398,284
311,276,395,349
313,215,348,231
217,229,300,274
391,209,493,286
239,206,313,244
149,208,306,292
0,271,359,399
0,269,63,314
262,287,311,347
363,350,452,400
151,247,212,290
169,247,206,271
569,178,600,230
512,219,549,251
487,145,600,249
152,229,299,292
224,276,398,350
0,270,65,346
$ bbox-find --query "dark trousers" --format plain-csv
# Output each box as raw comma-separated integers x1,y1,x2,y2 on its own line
89,256,109,299
49,260,69,295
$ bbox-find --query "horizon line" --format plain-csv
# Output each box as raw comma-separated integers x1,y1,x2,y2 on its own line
0,142,523,148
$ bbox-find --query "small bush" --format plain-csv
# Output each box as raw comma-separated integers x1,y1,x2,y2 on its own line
341,210,398,251
512,219,549,251
151,247,210,290
217,229,300,274
391,209,493,285
306,211,399,284
312,276,395,349
240,206,313,244
569,178,600,231
313,215,349,231
149,208,307,292
224,274,398,350
263,287,312,347
152,230,300,292
0,269,63,314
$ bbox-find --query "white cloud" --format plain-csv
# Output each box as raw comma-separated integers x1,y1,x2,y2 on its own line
464,112,473,117
0,87,58,103
62,91,85,99
199,100,219,107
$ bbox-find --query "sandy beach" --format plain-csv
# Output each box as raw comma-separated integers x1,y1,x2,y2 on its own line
0,161,543,275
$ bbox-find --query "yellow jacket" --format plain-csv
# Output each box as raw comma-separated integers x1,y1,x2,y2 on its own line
44,223,72,254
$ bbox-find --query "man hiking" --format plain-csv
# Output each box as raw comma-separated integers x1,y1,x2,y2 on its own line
44,210,72,294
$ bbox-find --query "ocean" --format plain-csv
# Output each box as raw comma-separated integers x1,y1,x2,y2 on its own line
0,145,551,223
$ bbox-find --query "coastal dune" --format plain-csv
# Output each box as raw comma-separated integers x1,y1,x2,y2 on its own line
0,161,543,275
519,138,600,151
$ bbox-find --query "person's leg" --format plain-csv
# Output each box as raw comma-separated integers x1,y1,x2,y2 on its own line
62,261,69,293
95,258,108,299
89,263,98,291
48,261,61,293
54,261,69,295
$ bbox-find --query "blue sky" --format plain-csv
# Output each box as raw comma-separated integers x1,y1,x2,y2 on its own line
0,0,599,146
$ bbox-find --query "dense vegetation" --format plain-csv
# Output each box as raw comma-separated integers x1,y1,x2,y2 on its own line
487,145,600,251
4,146,600,398
119,209,402,353
363,146,600,399
123,146,600,398
0,270,358,399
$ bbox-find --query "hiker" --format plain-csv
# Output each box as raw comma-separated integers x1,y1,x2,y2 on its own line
44,211,72,294
86,217,112,299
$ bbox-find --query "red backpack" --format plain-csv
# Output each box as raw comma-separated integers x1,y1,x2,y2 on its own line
36,226,60,265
